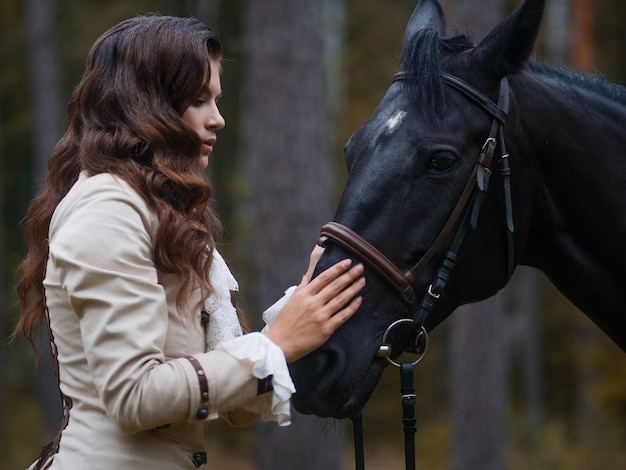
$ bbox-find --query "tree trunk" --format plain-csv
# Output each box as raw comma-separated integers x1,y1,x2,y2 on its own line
445,1,509,469
0,97,5,447
545,0,571,66
450,296,508,470
22,0,64,438
239,0,343,468
23,0,63,187
571,0,594,72
506,266,542,455
193,0,221,25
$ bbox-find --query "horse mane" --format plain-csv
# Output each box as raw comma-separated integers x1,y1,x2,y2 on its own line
399,30,475,119
529,62,626,107
399,28,626,120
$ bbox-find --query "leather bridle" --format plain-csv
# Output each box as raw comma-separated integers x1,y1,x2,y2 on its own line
319,72,514,347
318,73,515,470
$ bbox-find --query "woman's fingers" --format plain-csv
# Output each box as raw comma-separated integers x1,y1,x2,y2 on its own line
325,275,365,311
317,263,364,306
306,259,354,293
326,295,363,331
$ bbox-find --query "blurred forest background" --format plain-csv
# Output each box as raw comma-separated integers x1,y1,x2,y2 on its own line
1,0,625,469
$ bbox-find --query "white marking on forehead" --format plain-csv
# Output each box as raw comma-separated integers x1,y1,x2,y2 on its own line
385,110,407,135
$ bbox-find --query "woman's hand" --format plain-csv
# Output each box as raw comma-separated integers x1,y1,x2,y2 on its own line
265,257,365,363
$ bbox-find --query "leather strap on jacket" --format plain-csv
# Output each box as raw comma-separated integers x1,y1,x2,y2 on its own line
184,356,210,420
33,307,73,470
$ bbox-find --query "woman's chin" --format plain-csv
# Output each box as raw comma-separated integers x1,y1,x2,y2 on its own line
197,155,209,171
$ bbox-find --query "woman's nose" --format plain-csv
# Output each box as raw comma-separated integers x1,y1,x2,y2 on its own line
208,106,225,130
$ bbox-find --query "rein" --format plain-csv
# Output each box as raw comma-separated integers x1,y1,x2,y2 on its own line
319,73,513,470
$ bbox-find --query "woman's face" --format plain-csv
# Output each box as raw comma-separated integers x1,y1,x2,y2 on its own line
181,59,225,171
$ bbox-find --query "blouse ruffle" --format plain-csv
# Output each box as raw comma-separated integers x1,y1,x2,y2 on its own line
208,255,297,426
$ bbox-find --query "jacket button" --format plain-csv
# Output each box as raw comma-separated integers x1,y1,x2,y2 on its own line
191,451,207,467
196,407,209,420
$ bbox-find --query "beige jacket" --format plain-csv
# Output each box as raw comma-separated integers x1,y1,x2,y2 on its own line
38,172,293,469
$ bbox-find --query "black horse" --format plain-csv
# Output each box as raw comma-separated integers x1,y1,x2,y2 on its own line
289,0,626,419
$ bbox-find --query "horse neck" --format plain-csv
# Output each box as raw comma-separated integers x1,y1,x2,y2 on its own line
512,66,626,351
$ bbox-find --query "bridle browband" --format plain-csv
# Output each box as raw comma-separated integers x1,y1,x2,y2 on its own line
319,73,514,470
319,72,514,340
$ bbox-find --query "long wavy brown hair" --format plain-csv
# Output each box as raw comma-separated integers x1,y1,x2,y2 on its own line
13,16,247,351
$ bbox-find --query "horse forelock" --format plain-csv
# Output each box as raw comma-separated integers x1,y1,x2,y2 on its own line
399,30,474,120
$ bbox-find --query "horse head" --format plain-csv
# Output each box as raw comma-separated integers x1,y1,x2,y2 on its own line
290,0,546,418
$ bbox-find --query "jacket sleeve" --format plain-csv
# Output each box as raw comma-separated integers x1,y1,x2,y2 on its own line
48,178,292,434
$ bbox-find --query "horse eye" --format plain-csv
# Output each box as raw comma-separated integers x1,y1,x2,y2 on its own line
428,153,456,171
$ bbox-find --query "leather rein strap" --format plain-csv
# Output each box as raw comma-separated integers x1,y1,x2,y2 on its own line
324,74,513,470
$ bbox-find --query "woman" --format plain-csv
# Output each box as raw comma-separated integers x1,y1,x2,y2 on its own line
13,16,364,469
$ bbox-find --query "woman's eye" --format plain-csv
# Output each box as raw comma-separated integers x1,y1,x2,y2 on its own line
193,98,206,107
428,153,456,171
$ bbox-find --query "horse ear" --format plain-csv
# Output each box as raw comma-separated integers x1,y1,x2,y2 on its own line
474,0,545,76
403,0,446,44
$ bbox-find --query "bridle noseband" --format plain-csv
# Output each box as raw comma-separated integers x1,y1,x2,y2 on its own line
319,73,514,470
